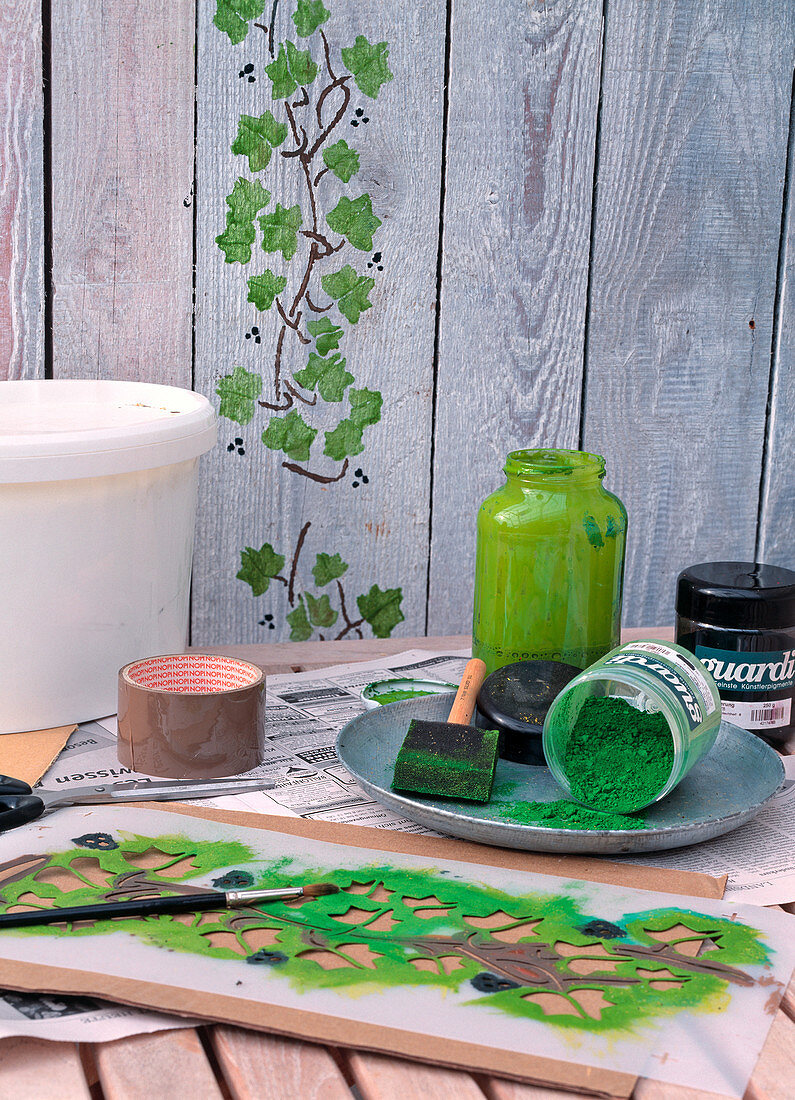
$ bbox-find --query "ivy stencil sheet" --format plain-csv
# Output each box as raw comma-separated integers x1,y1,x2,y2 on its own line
0,806,793,1096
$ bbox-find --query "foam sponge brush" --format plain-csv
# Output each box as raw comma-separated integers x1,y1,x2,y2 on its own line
392,659,498,802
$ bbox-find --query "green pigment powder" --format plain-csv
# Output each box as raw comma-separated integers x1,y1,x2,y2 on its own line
563,696,673,812
373,689,433,704
499,798,646,831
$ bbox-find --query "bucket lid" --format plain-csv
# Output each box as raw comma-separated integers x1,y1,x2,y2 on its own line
0,380,217,482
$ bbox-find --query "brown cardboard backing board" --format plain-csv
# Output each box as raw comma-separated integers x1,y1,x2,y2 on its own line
0,725,76,784
0,803,728,1095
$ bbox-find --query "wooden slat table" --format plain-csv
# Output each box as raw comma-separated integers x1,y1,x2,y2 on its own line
1,633,794,1100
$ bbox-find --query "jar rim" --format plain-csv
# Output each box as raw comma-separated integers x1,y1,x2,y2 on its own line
505,448,606,478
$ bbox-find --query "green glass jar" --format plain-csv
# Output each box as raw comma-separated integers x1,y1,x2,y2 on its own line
472,449,627,675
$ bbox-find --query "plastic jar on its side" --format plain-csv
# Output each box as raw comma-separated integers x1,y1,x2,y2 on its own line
542,640,721,813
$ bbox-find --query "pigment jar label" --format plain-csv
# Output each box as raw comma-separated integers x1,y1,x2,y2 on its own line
602,641,717,733
694,645,794,732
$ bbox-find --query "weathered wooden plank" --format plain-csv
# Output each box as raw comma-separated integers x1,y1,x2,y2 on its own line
0,1038,90,1099
582,0,794,627
95,1029,223,1099
192,0,444,645
427,0,605,635
757,90,795,570
0,0,44,380
210,1026,351,1099
49,0,194,384
347,1050,484,1100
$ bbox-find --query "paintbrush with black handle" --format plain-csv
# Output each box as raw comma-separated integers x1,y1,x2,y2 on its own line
0,883,339,929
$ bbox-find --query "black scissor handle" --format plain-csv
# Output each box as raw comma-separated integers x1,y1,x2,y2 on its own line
0,775,45,831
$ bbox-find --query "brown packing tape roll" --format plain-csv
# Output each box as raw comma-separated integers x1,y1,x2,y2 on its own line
117,654,266,779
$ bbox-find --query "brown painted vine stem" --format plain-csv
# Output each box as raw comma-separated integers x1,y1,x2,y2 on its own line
335,578,364,640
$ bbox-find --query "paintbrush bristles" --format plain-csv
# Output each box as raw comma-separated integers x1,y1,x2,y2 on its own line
302,883,339,897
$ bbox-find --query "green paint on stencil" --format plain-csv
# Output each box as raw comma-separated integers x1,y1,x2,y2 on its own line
216,366,263,424
2,834,770,1035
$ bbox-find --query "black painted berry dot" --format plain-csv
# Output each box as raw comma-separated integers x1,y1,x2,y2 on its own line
251,326,259,335
377,265,383,271
235,437,243,445
269,623,274,630
579,919,625,939
471,972,520,993
362,475,369,484
237,447,245,455
247,949,288,966
373,253,382,262
213,870,254,889
362,116,369,124
72,832,118,851
351,119,359,127
248,75,255,82
352,481,359,488
227,443,235,452
355,108,364,117
245,332,251,339
367,262,373,268
354,468,363,477
244,63,254,73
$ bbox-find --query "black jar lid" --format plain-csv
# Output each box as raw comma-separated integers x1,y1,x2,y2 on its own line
676,561,795,631
476,660,582,765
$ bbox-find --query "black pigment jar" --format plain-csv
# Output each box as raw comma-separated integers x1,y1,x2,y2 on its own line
676,561,795,745
476,660,581,765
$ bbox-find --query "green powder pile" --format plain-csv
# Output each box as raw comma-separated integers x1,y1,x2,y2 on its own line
563,696,673,812
499,798,646,831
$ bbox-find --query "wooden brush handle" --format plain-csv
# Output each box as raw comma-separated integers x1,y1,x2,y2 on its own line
447,658,488,725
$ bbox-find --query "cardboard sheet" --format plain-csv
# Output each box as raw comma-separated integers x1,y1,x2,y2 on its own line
0,804,790,1097
0,725,76,785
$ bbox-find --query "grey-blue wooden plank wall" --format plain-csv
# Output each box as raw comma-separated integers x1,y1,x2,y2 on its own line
194,0,794,645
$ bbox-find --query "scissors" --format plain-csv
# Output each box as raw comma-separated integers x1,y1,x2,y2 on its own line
0,774,276,833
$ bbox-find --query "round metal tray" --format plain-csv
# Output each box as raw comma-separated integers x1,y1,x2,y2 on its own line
336,695,785,854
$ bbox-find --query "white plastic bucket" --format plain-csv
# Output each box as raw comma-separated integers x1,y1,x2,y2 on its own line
0,380,217,734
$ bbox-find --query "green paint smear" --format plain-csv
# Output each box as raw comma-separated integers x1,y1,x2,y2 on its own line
0,833,771,1036
564,696,673,812
373,689,438,704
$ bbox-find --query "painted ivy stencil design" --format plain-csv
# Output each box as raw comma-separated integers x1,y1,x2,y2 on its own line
0,838,774,1035
214,0,392,483
213,1,403,640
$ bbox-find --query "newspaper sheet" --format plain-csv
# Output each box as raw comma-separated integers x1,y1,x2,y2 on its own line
4,645,793,1041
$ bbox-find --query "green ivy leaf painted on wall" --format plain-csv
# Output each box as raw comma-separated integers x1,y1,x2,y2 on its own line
321,266,374,324
306,592,338,628
213,0,266,44
341,36,393,99
216,366,263,424
357,584,404,638
349,386,383,428
247,270,288,311
262,409,317,461
286,597,314,641
322,140,360,183
307,317,344,355
266,42,318,99
237,543,286,596
231,112,288,172
260,203,303,260
326,194,381,251
292,0,330,37
216,178,271,264
312,552,348,586
294,352,353,402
